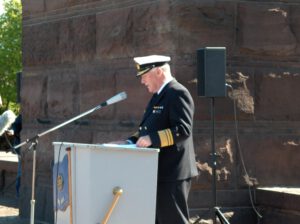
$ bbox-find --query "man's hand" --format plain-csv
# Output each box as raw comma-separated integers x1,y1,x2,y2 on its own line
136,135,152,148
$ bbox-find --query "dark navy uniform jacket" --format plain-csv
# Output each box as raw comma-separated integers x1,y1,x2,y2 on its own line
128,79,198,182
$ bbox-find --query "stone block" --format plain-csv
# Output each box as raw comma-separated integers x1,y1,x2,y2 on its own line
115,69,150,121
226,67,255,117
22,0,45,17
68,0,101,6
188,189,251,208
23,15,96,67
257,188,300,212
96,7,134,59
290,6,300,54
47,72,79,119
172,53,197,84
257,189,300,224
45,0,68,11
193,135,237,189
68,15,96,62
237,3,297,56
235,135,300,187
79,64,116,120
23,23,61,66
96,2,174,59
172,1,235,54
130,1,175,56
260,208,300,224
92,130,122,144
254,69,300,120
21,72,48,120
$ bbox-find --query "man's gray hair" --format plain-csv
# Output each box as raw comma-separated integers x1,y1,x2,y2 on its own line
160,63,172,77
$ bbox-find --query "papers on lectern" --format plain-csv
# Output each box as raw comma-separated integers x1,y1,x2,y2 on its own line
102,143,137,149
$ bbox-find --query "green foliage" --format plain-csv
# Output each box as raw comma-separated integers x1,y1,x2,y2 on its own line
0,0,22,112
0,100,19,114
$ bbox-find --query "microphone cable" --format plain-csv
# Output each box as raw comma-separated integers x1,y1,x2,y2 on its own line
226,83,263,222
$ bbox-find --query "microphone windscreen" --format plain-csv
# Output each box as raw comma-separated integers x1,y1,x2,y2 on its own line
106,92,127,105
0,110,17,136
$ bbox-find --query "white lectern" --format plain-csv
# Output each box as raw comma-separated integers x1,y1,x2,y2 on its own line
53,142,159,224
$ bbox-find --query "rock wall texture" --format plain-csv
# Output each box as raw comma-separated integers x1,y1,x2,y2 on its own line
21,0,300,223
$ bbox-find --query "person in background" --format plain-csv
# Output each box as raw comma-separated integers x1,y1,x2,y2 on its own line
127,55,198,224
0,94,22,197
11,114,22,197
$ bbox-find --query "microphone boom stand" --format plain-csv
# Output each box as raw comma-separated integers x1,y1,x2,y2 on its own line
13,92,127,224
210,97,230,224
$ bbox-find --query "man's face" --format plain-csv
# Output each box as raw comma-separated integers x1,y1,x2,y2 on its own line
140,68,162,93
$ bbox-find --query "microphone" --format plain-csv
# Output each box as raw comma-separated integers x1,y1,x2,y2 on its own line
0,110,17,136
100,91,127,107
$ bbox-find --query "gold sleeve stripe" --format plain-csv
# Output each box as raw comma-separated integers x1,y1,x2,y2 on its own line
158,130,169,147
166,129,174,145
158,129,174,147
165,129,171,146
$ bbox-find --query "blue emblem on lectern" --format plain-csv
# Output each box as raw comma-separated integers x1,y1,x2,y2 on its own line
53,154,69,211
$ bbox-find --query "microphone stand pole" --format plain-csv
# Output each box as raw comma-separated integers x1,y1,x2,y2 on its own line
12,92,127,224
29,140,37,224
210,97,230,224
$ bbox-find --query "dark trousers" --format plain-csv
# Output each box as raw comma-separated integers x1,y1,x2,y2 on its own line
155,179,191,224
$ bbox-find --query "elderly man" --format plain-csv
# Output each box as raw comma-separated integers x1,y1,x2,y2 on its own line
127,55,198,224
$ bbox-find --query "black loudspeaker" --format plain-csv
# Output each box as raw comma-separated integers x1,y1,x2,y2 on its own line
197,47,226,97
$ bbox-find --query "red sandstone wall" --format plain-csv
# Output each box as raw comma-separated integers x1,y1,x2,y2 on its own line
21,0,300,222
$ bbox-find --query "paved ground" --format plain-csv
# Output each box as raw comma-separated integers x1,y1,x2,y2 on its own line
0,195,52,224
0,151,24,224
0,198,213,224
0,195,27,224
0,194,210,224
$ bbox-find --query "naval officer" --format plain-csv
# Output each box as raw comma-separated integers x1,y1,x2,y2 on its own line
127,55,198,224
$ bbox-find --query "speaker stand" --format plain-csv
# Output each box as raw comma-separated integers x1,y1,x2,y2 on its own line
210,97,230,224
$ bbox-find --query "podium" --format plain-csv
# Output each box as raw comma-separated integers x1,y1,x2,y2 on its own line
53,142,159,224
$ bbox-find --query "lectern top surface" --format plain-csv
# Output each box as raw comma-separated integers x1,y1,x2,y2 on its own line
52,142,159,153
